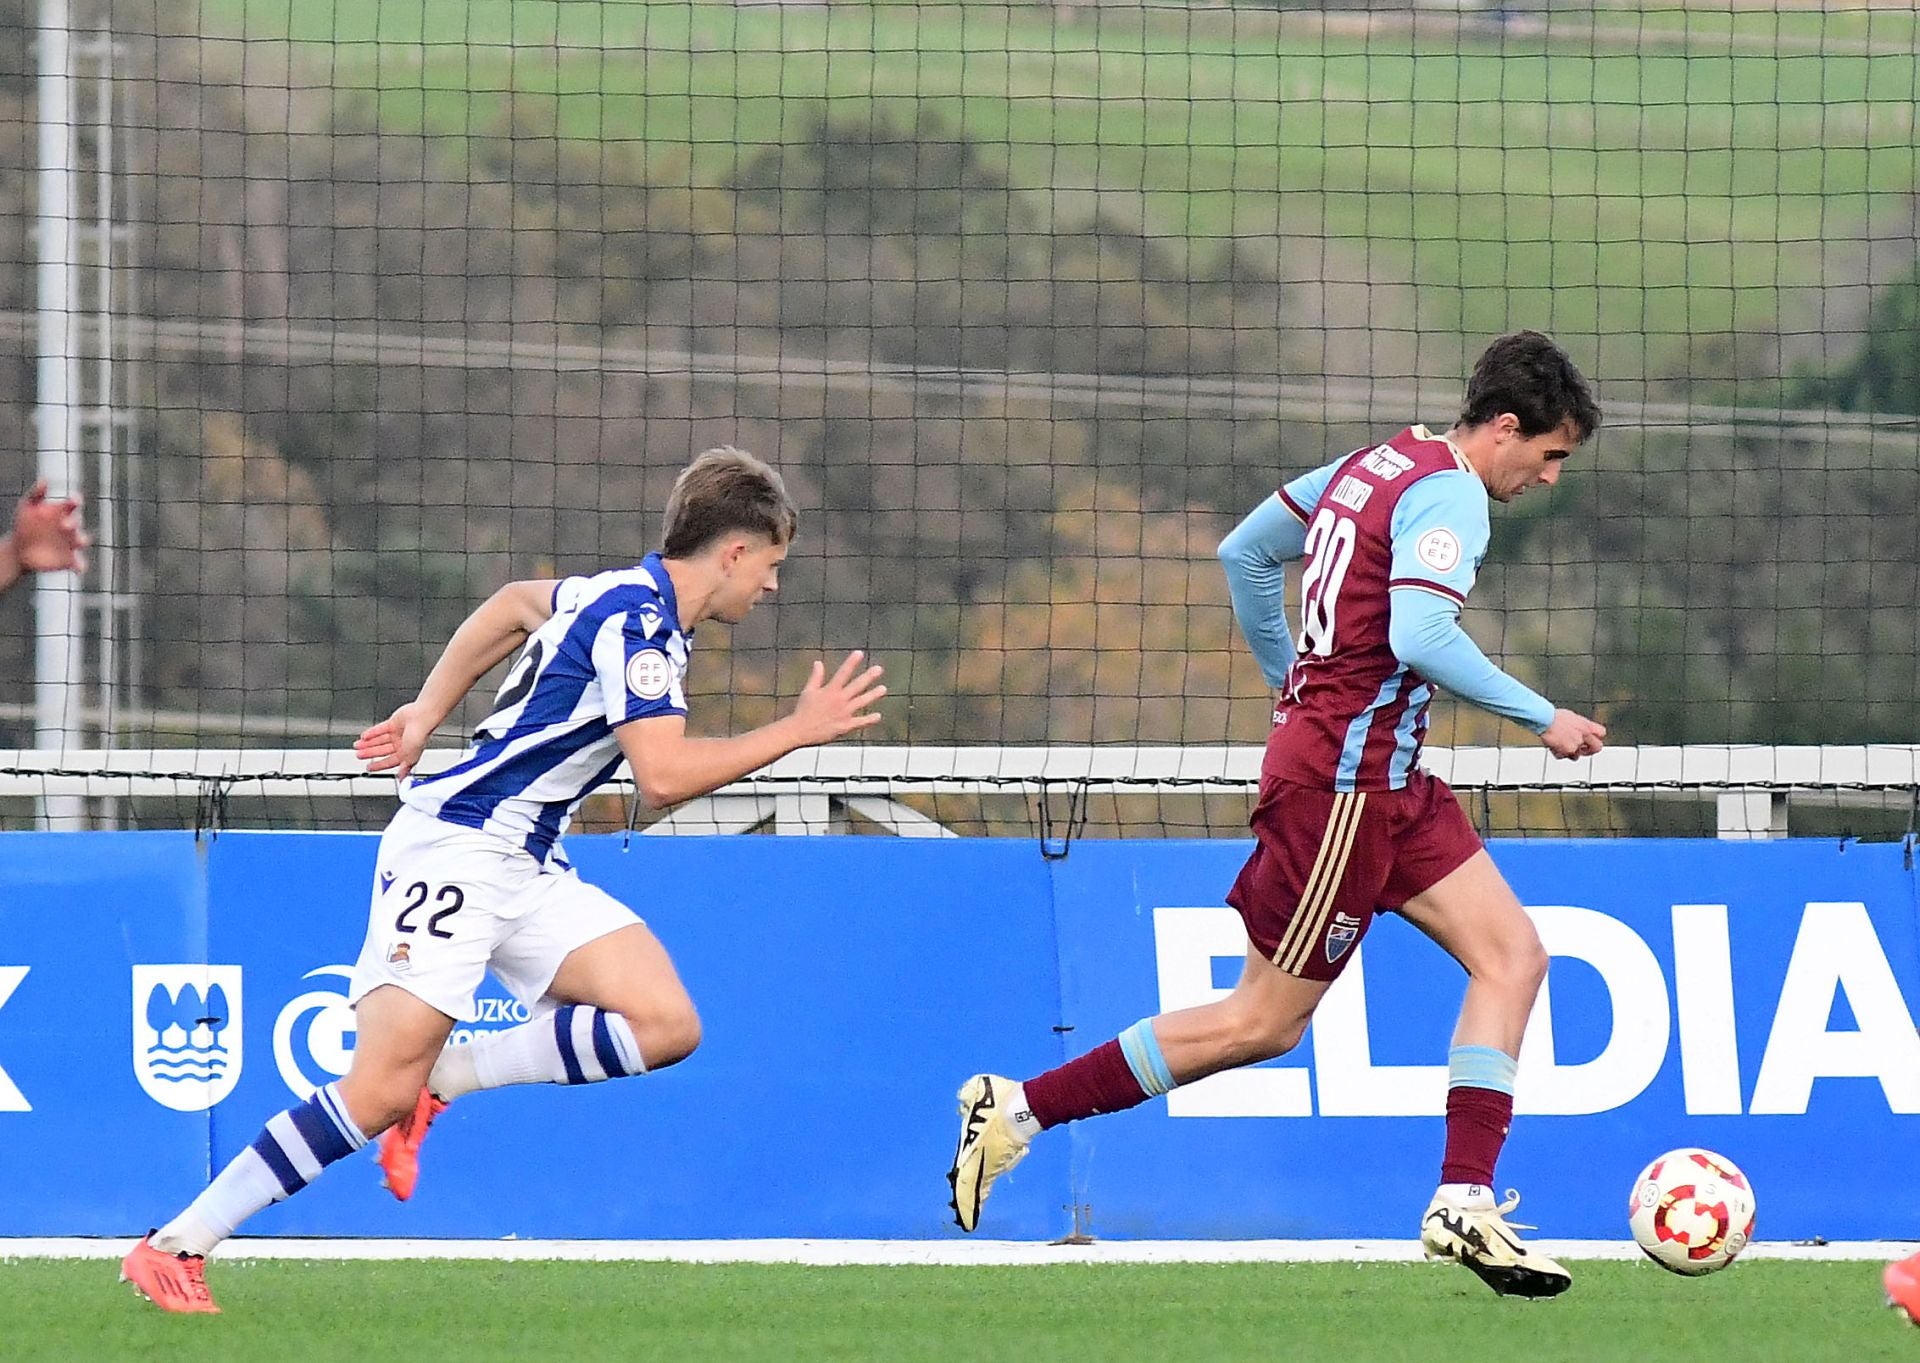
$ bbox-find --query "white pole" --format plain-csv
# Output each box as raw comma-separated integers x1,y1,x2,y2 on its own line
35,0,85,827
88,23,118,791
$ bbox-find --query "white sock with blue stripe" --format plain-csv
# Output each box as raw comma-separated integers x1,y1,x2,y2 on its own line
150,1082,367,1257
429,1005,646,1100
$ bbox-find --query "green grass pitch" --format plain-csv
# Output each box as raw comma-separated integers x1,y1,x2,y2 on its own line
13,1258,1917,1362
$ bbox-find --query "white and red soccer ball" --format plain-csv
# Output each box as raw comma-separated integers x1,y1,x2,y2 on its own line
1629,1147,1757,1275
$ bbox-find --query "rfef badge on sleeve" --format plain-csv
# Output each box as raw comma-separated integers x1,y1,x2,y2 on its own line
626,651,672,700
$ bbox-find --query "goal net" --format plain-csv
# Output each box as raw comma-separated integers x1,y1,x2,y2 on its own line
1,3,1915,836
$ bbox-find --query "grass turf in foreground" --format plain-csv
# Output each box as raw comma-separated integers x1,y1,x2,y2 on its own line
10,1258,1915,1363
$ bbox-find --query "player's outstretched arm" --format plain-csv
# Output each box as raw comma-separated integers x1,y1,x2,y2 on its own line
1387,590,1606,760
616,650,886,809
0,480,90,596
356,579,558,779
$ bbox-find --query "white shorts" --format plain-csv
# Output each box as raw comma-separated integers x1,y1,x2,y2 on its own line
349,805,641,1022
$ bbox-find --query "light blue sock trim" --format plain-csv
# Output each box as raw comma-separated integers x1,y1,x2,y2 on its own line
1448,1044,1517,1095
1118,1019,1177,1098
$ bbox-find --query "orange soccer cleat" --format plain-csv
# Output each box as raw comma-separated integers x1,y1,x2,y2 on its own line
120,1234,219,1314
377,1086,448,1202
1885,1252,1920,1324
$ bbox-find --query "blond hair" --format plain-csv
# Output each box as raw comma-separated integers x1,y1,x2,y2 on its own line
662,446,798,557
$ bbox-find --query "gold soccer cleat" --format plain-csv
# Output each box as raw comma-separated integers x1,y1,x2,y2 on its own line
1420,1187,1572,1299
947,1074,1031,1233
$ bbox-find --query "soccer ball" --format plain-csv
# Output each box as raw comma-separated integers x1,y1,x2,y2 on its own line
1628,1148,1757,1275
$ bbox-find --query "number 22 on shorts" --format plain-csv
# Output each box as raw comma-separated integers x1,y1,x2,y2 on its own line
393,881,466,940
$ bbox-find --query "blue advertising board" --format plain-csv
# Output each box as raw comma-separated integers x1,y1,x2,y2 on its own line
0,831,1914,1241
1049,838,1920,1241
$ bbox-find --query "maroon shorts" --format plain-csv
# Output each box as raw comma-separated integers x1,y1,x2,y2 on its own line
1225,770,1483,982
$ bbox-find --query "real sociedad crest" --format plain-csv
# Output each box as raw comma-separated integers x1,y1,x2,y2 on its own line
132,965,243,1111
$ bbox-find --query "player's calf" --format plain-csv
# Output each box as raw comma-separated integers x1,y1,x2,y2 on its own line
428,1004,654,1100
1207,998,1310,1069
341,1068,437,1137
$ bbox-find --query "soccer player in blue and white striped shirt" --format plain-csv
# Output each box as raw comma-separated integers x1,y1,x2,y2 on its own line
121,448,885,1313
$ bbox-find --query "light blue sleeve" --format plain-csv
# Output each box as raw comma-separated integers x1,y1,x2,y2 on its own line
1387,592,1555,733
1217,493,1308,687
1278,459,1343,524
1386,473,1554,733
1387,470,1489,601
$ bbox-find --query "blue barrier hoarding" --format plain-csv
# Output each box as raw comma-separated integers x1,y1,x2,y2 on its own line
1051,838,1920,1241
0,833,211,1232
0,831,1914,1240
3,832,1071,1239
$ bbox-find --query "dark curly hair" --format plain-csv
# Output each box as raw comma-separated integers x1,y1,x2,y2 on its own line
1459,331,1602,442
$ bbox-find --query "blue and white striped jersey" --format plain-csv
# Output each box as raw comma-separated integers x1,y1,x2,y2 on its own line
402,553,691,861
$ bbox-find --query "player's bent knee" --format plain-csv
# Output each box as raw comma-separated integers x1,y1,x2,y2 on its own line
653,1008,702,1068
622,1000,702,1069
1498,930,1550,994
1519,936,1549,991
1473,931,1549,999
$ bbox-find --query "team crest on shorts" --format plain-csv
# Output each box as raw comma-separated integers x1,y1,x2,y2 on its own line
1325,912,1363,964
387,942,412,971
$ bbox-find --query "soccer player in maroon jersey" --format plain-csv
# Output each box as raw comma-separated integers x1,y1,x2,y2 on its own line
949,331,1607,1298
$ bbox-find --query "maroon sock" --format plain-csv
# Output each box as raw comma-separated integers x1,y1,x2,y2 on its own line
1441,1085,1514,1187
1023,1039,1151,1130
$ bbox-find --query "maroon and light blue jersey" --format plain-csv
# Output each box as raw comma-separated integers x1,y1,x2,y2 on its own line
1266,426,1493,792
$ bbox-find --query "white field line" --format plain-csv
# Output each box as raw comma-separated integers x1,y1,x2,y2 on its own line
3,1238,1909,1265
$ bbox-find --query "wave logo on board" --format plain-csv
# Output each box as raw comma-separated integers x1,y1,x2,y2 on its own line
132,966,243,1111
